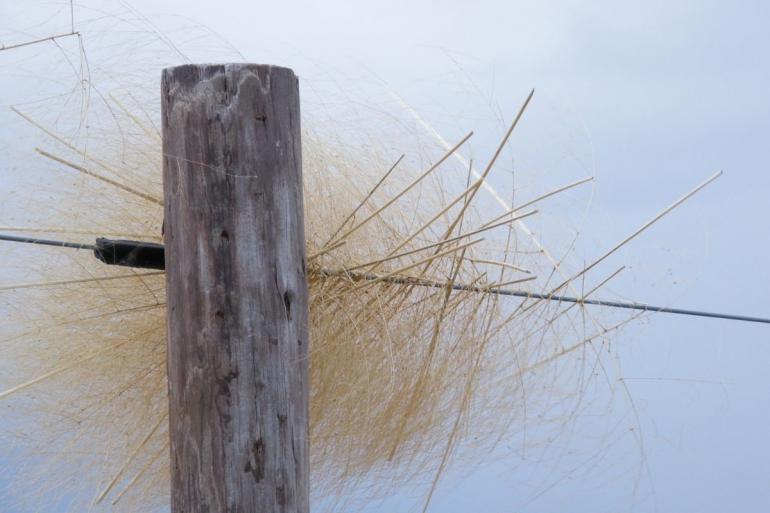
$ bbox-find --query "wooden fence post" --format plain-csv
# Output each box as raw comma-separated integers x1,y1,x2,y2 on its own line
162,63,308,513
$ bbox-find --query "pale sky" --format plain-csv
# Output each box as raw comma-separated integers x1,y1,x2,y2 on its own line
2,1,769,512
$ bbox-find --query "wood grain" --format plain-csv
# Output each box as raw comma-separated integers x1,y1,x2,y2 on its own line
162,63,308,513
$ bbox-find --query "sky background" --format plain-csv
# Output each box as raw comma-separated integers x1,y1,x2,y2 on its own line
2,1,769,512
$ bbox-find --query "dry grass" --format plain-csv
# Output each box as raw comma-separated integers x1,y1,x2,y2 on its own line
0,6,643,513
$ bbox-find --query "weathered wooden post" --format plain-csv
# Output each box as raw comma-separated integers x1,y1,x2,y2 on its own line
162,64,309,513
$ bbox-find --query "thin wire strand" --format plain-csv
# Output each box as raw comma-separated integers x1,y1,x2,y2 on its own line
2,234,767,324
0,233,95,251
320,270,770,325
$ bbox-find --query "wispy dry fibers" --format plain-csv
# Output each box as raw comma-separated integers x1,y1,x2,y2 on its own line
0,7,641,513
